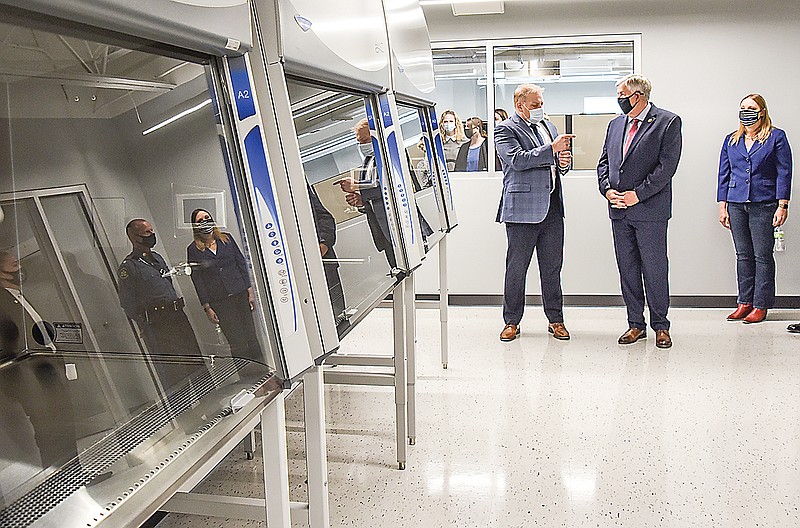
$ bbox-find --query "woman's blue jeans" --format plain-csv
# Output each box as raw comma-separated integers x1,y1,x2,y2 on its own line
727,201,777,309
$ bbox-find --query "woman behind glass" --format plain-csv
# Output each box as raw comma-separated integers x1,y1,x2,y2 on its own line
186,209,262,361
717,93,792,324
494,108,509,124
439,109,467,171
455,116,490,172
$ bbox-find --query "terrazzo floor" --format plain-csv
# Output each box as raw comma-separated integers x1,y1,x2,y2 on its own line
154,306,800,528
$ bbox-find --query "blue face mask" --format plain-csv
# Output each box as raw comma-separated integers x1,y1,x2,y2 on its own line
739,109,761,126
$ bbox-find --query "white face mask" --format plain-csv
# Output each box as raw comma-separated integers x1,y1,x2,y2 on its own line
442,122,456,134
527,107,544,124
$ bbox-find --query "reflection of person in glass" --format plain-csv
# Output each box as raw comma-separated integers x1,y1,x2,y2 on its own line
118,219,203,373
0,251,80,471
415,138,432,188
0,251,55,359
186,209,262,361
335,118,398,269
307,187,347,328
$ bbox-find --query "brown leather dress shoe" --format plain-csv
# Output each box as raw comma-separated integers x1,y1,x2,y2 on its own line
547,322,570,340
500,324,520,342
618,327,646,344
655,329,672,348
742,308,767,324
726,303,753,321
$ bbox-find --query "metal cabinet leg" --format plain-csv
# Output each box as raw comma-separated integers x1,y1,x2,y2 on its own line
439,237,449,370
405,275,416,446
393,283,407,470
303,365,330,528
261,392,291,528
244,429,256,460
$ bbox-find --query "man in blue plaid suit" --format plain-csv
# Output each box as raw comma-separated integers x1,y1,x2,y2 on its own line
495,84,574,342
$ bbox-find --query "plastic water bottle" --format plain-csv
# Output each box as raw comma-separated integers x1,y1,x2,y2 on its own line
215,324,227,345
774,226,785,252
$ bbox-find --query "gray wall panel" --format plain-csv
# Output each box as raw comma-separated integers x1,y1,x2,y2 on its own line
414,0,800,299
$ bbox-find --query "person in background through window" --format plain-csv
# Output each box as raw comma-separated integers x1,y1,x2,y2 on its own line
186,209,262,362
495,108,509,124
440,109,467,172
455,117,495,172
717,93,792,326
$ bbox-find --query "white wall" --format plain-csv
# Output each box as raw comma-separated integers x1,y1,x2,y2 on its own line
415,0,800,299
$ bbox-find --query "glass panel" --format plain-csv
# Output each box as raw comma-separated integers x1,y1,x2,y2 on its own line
0,351,275,519
396,103,445,249
493,42,634,170
0,18,279,517
431,47,488,172
288,80,398,333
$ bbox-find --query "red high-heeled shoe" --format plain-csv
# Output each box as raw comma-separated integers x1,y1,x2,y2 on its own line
726,304,753,321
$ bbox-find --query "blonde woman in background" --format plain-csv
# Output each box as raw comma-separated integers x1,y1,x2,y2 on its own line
439,109,467,171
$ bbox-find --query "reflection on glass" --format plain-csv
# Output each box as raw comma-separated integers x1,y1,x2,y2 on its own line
0,18,281,518
397,104,445,250
185,208,262,363
288,81,399,333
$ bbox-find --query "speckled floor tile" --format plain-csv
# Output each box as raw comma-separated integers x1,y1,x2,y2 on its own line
153,306,800,528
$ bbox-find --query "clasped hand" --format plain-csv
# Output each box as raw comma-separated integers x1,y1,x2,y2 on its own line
606,189,639,209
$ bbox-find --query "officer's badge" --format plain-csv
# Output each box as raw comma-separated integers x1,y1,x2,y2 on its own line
119,267,128,279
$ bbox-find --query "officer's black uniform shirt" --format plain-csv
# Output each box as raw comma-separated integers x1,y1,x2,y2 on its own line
118,251,178,320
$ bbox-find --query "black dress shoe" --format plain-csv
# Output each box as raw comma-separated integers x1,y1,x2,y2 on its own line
788,323,800,334
618,327,646,344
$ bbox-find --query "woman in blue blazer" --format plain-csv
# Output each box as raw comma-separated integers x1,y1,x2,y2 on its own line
187,209,262,361
717,93,792,324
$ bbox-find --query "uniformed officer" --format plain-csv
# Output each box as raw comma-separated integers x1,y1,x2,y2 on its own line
118,219,203,389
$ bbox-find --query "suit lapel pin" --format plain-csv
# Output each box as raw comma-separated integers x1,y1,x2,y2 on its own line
647,117,654,123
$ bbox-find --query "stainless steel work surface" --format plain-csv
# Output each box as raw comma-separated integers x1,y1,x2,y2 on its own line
0,351,280,528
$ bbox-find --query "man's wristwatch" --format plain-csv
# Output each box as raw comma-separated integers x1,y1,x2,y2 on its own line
779,203,789,210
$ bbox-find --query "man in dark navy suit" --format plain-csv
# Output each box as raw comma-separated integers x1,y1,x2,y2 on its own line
597,74,682,349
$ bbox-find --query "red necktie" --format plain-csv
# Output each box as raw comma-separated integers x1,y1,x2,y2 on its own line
623,118,639,157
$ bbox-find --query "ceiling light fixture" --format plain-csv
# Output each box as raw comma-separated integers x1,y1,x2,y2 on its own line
142,98,212,136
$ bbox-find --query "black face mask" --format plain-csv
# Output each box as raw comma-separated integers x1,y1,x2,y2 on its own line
617,93,637,115
7,268,24,286
140,233,157,249
739,109,761,126
464,127,473,139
